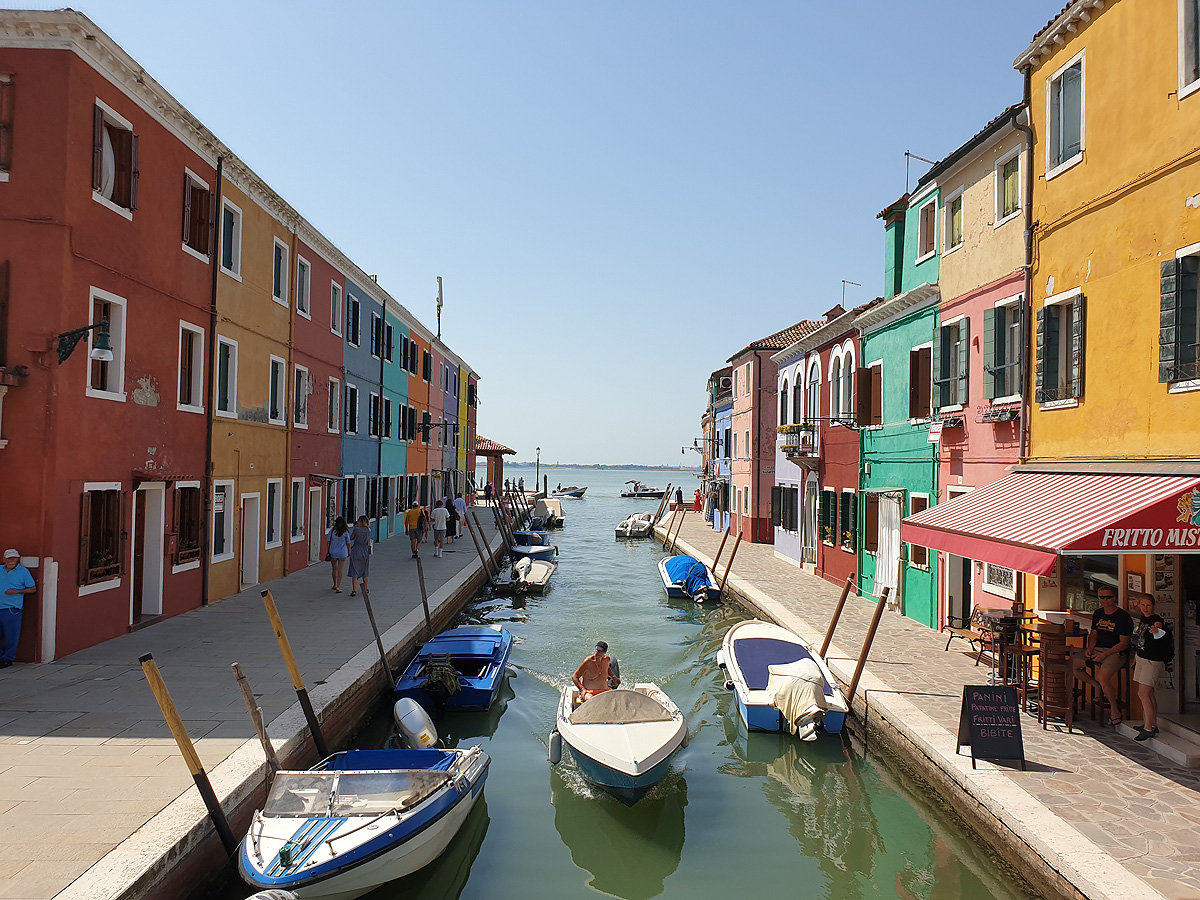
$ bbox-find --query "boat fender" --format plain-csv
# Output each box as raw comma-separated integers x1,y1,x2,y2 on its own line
607,658,620,689
549,730,562,765
716,650,727,669
393,698,438,748
724,680,734,691
248,892,300,900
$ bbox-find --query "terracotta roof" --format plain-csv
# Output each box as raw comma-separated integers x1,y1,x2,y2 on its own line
475,436,516,455
727,319,824,363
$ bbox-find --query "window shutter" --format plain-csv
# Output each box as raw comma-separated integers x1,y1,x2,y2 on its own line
771,487,782,527
918,347,932,415
864,494,879,552
848,493,857,548
1160,259,1180,383
982,307,997,399
0,79,12,172
0,260,9,369
871,366,882,425
78,491,92,585
128,133,139,211
1034,307,1046,402
957,317,970,404
818,490,828,534
909,348,920,418
92,106,104,191
1070,293,1084,400
118,490,130,576
181,176,192,245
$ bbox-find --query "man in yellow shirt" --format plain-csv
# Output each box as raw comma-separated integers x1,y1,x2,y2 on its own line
403,503,423,559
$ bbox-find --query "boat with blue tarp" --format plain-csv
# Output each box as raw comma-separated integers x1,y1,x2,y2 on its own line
657,554,720,602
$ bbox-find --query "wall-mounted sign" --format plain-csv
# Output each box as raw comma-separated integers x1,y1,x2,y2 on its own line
927,422,943,444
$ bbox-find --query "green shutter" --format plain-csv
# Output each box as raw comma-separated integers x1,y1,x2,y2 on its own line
1161,258,1179,383
1034,306,1046,402
771,486,782,527
1070,293,1085,400
982,307,997,399
1180,257,1200,378
848,492,857,548
958,318,970,405
931,324,945,410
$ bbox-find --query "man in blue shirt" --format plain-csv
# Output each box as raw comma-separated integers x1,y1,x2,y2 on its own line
0,549,35,668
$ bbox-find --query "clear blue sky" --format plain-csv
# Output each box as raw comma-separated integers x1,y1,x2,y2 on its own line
69,0,1051,465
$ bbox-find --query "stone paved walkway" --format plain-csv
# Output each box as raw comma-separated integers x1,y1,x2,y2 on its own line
0,522,499,900
663,516,1200,900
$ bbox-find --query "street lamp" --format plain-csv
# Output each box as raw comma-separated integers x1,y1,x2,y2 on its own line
535,446,541,495
56,318,113,364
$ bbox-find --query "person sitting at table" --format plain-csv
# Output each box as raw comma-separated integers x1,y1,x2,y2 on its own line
1072,586,1133,726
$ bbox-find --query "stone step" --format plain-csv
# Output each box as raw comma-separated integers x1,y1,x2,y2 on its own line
1116,721,1200,767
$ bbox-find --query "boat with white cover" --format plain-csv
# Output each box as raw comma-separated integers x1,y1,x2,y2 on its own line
657,554,720,602
550,683,688,805
551,485,587,498
615,512,656,539
239,746,489,900
491,556,556,595
717,619,848,739
620,480,666,499
532,498,564,529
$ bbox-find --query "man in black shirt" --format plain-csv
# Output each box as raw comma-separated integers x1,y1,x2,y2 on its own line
1073,586,1133,725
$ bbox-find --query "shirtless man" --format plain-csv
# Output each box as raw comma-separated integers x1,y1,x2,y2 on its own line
573,641,620,701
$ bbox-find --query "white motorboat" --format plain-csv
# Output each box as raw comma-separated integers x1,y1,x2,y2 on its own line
658,554,721,602
620,480,666,499
551,485,588,498
532,498,564,529
491,557,557,595
615,512,656,539
550,683,688,805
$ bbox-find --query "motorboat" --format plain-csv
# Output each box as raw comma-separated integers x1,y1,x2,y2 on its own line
551,485,587,498
238,745,489,900
394,625,514,712
717,619,848,739
615,512,656,539
657,554,721,603
509,531,558,562
550,683,688,805
533,498,564,529
620,480,666,499
491,556,556,595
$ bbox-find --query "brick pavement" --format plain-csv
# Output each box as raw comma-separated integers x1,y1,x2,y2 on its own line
0,522,499,900
664,516,1200,900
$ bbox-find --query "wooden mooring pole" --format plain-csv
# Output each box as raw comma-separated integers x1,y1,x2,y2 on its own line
712,527,731,573
360,587,395,687
231,662,280,776
718,531,743,596
463,512,496,580
819,576,856,658
669,510,686,553
845,587,890,704
660,509,678,549
260,589,329,758
140,653,238,855
414,557,434,640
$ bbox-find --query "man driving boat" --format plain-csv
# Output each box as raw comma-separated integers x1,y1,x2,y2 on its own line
573,641,620,701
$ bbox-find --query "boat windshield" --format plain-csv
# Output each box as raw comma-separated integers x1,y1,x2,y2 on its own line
331,771,449,815
263,772,336,817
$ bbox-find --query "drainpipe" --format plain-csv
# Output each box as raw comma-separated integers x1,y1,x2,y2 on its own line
201,156,223,607
1014,67,1035,463
283,222,298,576
377,305,385,535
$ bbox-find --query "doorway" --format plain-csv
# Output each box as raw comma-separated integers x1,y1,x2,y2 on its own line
241,493,260,589
801,478,818,564
131,483,165,627
308,486,322,564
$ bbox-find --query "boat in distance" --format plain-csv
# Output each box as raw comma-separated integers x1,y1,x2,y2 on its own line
620,480,666,499
393,625,514,712
550,684,688,805
238,746,489,900
615,512,656,539
717,619,848,739
658,554,721,602
551,485,588,498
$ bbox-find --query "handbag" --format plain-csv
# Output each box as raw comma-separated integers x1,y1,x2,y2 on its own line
324,549,332,562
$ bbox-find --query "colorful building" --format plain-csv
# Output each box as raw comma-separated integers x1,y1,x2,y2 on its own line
704,368,733,532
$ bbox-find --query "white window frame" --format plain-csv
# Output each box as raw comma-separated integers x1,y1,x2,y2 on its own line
1038,286,1082,410
841,342,856,419
994,146,1022,228
265,479,284,549
384,322,394,362
268,355,287,425
91,99,134,221
864,359,884,430
328,376,341,433
296,256,311,318
181,168,211,264
840,488,857,554
1169,240,1200,393
805,357,821,423
211,479,236,563
345,383,359,434
942,187,964,254
86,286,128,402
743,429,750,460
171,479,203,574
78,481,124,596
290,477,306,542
828,347,844,421
732,431,738,460
176,320,205,414
220,198,243,280
1182,0,1200,100
293,363,309,429
983,561,1017,601
915,196,938,264
744,362,751,396
272,238,289,308
732,368,739,397
932,317,964,413
1045,50,1086,181
330,282,343,335
992,293,1024,404
907,493,932,570
215,336,238,419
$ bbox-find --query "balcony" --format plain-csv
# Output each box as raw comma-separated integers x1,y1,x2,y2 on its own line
778,422,818,467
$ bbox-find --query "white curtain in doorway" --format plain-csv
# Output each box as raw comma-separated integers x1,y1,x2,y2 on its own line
876,496,901,592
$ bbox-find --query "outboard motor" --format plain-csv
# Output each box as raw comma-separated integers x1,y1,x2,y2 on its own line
607,658,621,690
393,697,438,748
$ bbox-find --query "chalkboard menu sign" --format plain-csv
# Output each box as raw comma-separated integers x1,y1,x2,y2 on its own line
956,685,1026,770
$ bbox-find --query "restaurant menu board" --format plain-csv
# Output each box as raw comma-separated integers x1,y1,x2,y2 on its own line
957,686,1026,770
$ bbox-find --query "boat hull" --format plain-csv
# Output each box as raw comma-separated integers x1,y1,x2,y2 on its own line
657,557,721,602
394,627,513,712
567,747,673,805
510,544,557,562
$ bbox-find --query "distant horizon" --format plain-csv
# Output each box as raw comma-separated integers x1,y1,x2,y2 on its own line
475,462,701,471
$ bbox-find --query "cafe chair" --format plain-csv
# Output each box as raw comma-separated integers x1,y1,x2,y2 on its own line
1038,646,1076,733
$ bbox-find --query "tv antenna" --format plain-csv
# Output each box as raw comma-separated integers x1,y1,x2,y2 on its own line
905,151,936,193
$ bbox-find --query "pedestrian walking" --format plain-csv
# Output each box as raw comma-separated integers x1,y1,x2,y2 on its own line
347,515,372,596
326,516,352,593
404,502,422,558
447,497,460,543
0,549,34,668
484,483,493,503
504,478,510,493
674,486,684,508
431,500,450,557
453,492,468,541
518,476,525,494
418,505,430,547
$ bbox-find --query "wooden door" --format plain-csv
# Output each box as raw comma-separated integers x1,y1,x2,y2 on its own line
132,490,146,623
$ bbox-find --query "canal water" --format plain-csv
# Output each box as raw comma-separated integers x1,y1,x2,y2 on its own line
232,467,1043,900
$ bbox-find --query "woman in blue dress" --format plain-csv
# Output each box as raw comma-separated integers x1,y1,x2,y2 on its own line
326,516,352,593
347,515,372,596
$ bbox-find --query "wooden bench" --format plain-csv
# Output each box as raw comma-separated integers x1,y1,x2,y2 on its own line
942,606,992,665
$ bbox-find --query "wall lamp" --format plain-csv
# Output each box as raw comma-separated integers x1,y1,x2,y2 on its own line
56,318,113,364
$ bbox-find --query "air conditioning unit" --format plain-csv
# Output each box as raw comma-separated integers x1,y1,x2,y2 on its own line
719,377,732,389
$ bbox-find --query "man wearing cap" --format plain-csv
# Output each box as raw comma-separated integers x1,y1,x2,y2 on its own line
572,641,621,702
0,550,34,669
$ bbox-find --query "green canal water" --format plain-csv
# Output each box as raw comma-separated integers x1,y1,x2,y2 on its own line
233,467,1043,900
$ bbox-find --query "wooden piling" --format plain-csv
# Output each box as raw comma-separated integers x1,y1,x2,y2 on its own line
140,653,238,855
231,662,280,776
414,557,434,640
669,510,686,552
819,576,857,658
712,527,731,572
463,512,496,580
718,531,743,596
260,589,329,758
469,504,498,564
845,587,890,704
359,587,395,687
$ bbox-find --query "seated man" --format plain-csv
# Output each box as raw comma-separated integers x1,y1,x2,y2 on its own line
1073,586,1133,725
573,641,620,702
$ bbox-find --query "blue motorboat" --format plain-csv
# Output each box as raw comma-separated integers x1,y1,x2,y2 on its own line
394,625,514,712
239,746,489,900
510,531,558,562
657,554,720,602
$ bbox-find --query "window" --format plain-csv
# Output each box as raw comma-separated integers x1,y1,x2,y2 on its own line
342,477,356,522
945,192,963,251
744,362,751,396
933,319,967,410
723,427,731,459
91,102,137,215
266,479,282,548
293,364,309,428
177,322,204,412
328,377,340,432
79,485,124,585
984,563,1016,599
272,239,289,306
174,483,202,566
1048,55,1084,175
212,481,234,560
806,360,820,422
399,335,409,370
291,478,305,541
841,347,855,416
744,429,750,460
1160,253,1200,384
383,397,393,439
984,300,1022,399
819,489,838,544
269,356,286,425
422,350,432,382
996,151,1021,223
771,485,799,532
829,358,842,420
87,288,127,401
732,368,739,397
407,405,417,442
908,495,929,567
182,170,212,258
1036,289,1085,404
910,346,934,417
296,258,311,317
368,393,380,437
863,494,880,553
330,282,343,335
216,337,237,417
732,431,738,460
0,75,12,179
384,323,394,362
347,296,361,346
839,491,856,549
370,313,383,358
409,343,419,375
220,199,242,277
344,384,359,433
856,363,883,427
742,488,749,513
437,416,444,447
917,198,937,260
779,379,789,426
1183,0,1200,95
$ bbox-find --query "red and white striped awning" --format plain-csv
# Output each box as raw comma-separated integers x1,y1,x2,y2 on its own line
902,472,1200,576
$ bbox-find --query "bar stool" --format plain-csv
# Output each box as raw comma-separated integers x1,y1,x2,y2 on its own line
1086,655,1132,722
1005,628,1040,711
1038,645,1075,732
